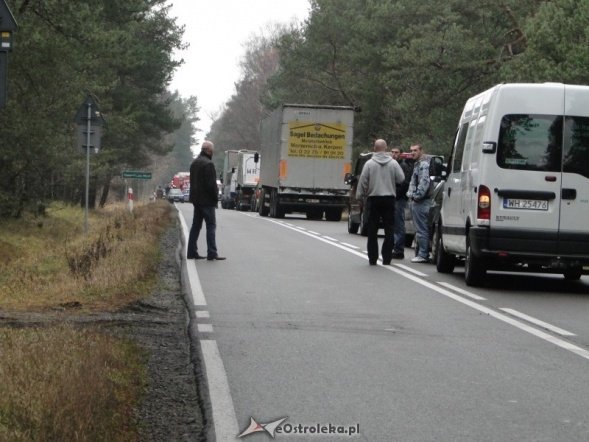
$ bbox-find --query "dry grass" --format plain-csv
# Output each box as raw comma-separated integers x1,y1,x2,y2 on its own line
0,324,146,441
0,201,173,311
0,201,174,440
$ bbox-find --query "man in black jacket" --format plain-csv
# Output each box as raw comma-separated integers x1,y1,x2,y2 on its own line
187,141,226,261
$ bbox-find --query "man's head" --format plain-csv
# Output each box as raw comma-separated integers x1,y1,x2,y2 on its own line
374,139,388,152
391,146,402,160
410,144,424,161
201,140,214,156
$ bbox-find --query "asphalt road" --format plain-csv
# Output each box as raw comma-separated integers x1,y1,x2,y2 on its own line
176,203,589,442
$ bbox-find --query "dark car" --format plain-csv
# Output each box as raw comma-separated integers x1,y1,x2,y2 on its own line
167,188,183,203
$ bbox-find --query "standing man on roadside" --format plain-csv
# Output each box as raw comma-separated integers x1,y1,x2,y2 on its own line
187,140,226,261
356,139,405,265
406,144,432,263
391,147,413,259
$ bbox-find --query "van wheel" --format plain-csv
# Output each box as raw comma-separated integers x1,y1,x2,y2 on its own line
563,267,582,280
464,239,486,287
359,212,368,236
435,225,455,274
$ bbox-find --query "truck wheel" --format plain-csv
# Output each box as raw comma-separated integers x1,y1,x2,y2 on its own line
464,238,485,286
435,224,455,274
325,208,342,221
270,190,285,218
258,190,269,217
359,212,368,236
348,215,359,234
563,267,582,280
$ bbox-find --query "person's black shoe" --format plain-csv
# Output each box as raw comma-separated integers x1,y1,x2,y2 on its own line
187,254,205,260
383,260,391,265
391,252,404,259
369,261,377,265
207,255,226,261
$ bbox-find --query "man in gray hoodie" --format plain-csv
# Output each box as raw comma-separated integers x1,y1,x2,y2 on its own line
356,139,405,265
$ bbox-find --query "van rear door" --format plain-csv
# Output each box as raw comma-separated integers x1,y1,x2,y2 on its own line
560,85,589,254
490,85,564,254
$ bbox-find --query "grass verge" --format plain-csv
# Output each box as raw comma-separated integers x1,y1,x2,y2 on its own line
0,201,175,440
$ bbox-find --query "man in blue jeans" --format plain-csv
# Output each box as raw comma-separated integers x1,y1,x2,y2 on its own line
406,144,432,263
391,147,413,259
187,140,226,261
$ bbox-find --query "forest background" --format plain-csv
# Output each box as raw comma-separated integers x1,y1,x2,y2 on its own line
1,0,588,219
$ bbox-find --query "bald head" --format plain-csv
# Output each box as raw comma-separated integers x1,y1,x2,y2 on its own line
201,140,214,156
374,139,387,152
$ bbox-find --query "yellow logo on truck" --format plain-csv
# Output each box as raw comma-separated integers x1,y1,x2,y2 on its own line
288,122,346,159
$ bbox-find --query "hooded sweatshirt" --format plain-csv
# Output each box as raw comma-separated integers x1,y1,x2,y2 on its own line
356,151,405,200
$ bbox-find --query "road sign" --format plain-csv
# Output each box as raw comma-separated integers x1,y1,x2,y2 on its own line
123,171,152,180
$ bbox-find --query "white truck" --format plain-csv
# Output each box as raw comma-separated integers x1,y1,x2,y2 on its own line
258,104,354,221
233,149,261,211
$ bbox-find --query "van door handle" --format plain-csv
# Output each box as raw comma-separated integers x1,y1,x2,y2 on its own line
562,188,576,200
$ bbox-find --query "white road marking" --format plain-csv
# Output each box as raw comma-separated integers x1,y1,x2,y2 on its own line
500,308,576,337
200,339,239,440
438,282,487,301
197,324,214,333
178,211,238,440
392,263,428,277
307,230,320,235
340,242,359,249
260,216,589,361
179,214,207,306
323,236,337,241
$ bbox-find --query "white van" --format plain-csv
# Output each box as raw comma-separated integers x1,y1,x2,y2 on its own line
435,83,589,286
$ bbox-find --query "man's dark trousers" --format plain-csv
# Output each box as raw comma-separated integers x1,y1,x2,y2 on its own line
187,205,218,258
366,196,395,264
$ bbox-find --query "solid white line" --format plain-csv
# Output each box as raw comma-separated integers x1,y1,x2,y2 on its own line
500,308,576,337
340,242,359,249
393,263,428,277
200,339,239,440
262,217,589,361
307,230,320,235
179,211,238,441
197,323,214,333
178,214,208,306
438,282,487,301
196,311,210,319
323,236,337,241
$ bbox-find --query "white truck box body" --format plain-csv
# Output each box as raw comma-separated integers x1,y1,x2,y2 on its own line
260,105,354,191
236,150,260,187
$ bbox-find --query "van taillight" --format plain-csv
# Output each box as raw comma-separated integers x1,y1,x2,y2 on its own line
478,185,491,220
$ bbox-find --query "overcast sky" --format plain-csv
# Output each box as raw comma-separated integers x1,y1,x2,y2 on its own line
168,0,311,144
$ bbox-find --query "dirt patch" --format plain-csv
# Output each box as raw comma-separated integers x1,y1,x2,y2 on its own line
0,222,206,441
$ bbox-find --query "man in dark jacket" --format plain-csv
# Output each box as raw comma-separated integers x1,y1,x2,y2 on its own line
187,141,226,261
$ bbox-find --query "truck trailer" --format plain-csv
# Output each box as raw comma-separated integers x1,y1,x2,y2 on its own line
233,149,260,211
220,150,239,209
258,104,354,221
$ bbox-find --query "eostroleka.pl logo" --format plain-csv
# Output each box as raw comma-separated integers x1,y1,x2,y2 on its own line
237,417,360,439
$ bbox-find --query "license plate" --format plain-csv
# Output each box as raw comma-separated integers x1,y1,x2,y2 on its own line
307,199,320,203
503,198,548,211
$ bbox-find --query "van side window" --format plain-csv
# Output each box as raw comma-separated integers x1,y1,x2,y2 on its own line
564,116,589,179
497,114,562,172
451,122,469,173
